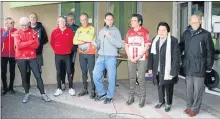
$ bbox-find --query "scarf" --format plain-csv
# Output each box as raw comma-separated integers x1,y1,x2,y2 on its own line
150,32,173,80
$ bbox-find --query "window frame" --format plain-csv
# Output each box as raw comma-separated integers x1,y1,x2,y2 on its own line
58,1,98,37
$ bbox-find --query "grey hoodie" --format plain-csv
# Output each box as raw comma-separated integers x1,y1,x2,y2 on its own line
96,25,124,56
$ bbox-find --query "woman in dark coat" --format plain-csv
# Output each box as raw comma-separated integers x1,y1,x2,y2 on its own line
147,22,180,112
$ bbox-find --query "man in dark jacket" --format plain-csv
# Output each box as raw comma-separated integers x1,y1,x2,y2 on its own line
60,13,79,90
26,12,48,90
179,15,215,117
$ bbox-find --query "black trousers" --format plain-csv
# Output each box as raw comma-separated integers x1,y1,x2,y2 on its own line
17,58,45,94
157,84,174,105
61,50,77,86
1,57,16,91
55,54,73,89
79,54,95,91
26,54,43,89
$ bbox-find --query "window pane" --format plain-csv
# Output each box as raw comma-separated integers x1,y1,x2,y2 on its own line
110,2,137,39
80,2,94,25
61,2,75,17
212,2,220,50
61,2,94,25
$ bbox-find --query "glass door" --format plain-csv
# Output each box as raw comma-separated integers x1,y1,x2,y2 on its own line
177,2,190,40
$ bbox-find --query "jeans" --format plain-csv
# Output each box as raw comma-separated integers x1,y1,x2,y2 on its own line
93,55,117,98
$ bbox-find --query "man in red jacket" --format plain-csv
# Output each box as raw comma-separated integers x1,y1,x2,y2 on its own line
50,16,74,97
14,17,51,103
1,17,17,95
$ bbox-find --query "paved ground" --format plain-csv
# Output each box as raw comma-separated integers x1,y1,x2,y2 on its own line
1,79,220,119
1,91,121,119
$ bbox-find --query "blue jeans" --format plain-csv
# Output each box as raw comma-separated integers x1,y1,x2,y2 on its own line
93,55,117,98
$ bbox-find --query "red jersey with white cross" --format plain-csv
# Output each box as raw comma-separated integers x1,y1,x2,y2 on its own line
124,27,151,60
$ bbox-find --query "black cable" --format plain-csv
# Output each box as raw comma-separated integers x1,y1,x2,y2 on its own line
102,25,145,119
104,81,146,119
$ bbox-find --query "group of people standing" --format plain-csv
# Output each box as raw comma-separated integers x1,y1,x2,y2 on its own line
1,11,214,117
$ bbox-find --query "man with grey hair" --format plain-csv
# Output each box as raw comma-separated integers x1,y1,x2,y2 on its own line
1,17,17,95
179,15,215,117
14,17,51,103
50,16,75,96
73,13,96,99
25,12,48,90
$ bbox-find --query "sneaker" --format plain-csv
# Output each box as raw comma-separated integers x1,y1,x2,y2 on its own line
77,90,88,97
94,93,107,101
23,93,30,103
104,98,113,104
61,83,66,91
41,94,51,102
165,104,171,112
54,89,62,97
69,88,76,96
1,90,7,96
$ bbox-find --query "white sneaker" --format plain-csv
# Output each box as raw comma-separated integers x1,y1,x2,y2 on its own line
69,88,76,96
54,89,62,97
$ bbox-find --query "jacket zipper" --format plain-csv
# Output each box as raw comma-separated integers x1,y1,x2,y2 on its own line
200,42,203,54
9,30,11,57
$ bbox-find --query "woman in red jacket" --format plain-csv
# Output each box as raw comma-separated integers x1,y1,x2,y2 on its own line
50,16,74,97
1,17,17,95
14,17,51,103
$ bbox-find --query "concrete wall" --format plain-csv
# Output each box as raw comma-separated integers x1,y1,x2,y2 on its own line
2,2,173,86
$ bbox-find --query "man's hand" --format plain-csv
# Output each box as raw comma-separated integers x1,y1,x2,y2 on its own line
4,26,9,31
206,70,212,73
148,70,152,74
134,55,143,62
128,56,136,63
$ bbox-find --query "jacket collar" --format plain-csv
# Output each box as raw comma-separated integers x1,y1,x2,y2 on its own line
186,25,203,36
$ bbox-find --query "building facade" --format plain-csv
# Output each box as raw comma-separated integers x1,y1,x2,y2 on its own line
1,2,220,88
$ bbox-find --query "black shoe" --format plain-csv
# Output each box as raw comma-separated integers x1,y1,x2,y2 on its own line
155,102,165,108
9,89,15,94
139,98,145,108
104,98,113,104
136,80,139,85
1,91,7,96
94,93,106,101
165,105,171,112
126,95,134,105
90,91,96,99
78,90,89,97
